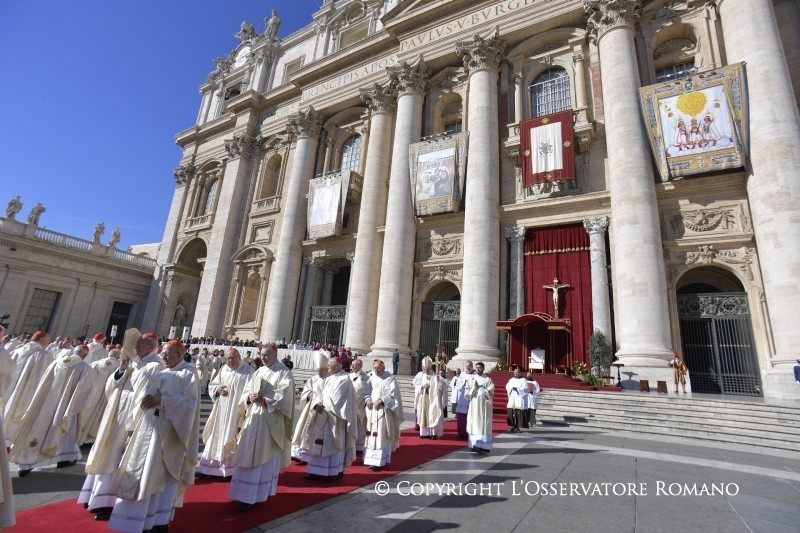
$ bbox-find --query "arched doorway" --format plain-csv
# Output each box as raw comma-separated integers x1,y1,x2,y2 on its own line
418,281,460,361
676,267,761,396
167,238,207,337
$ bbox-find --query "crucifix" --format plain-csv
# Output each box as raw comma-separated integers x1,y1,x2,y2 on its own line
543,277,570,318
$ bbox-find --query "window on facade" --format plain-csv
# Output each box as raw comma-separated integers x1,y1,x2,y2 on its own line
530,68,571,118
283,58,304,83
339,135,362,173
238,273,261,324
444,121,462,134
202,180,219,216
655,61,697,82
259,156,282,199
224,86,242,101
20,288,61,332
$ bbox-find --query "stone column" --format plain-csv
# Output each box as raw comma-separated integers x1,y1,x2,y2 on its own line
344,83,395,353
299,257,321,342
514,70,525,123
773,0,800,109
718,0,800,398
585,1,673,371
583,216,611,337
573,48,588,116
452,32,505,365
320,265,337,306
193,132,259,336
262,108,323,342
369,58,427,360
142,164,194,333
505,225,526,319
291,258,309,341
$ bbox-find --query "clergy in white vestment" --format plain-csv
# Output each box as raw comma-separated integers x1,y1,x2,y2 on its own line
4,331,52,444
108,339,200,533
300,357,357,480
125,333,165,433
350,358,371,453
454,361,476,440
78,345,135,519
10,344,95,476
87,332,109,364
505,366,528,433
0,326,16,529
198,347,253,478
363,359,404,471
77,347,121,446
229,343,294,510
0,325,15,406
465,362,494,454
526,372,541,427
291,350,329,463
3,333,22,355
413,356,446,439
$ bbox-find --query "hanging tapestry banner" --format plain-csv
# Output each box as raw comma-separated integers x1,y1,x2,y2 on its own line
307,171,350,240
639,62,749,181
409,132,468,217
520,109,575,187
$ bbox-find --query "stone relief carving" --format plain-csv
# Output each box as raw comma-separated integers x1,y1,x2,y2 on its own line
224,133,257,160
665,206,750,239
674,244,755,281
388,57,429,96
455,31,506,73
585,0,642,43
173,163,196,185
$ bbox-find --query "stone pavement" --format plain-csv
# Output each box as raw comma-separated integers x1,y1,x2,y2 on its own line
10,414,800,532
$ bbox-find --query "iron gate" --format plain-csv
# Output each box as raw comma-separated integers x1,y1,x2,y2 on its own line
308,305,345,346
677,292,762,396
419,301,460,360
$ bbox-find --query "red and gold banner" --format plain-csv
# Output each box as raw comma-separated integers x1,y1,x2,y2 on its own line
520,110,575,187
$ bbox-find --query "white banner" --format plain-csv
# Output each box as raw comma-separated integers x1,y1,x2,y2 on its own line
530,121,564,173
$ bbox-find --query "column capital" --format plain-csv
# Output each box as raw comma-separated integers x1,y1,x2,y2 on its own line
173,162,196,185
387,56,429,96
583,215,609,235
346,250,356,263
504,225,526,242
584,0,641,44
455,30,506,74
288,106,323,140
224,133,257,160
360,82,396,114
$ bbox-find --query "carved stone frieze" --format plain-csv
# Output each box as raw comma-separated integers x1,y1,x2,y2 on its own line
455,31,506,74
360,83,396,115
671,244,755,282
428,265,462,284
584,0,642,43
287,107,323,140
417,234,464,261
664,205,750,239
224,133,257,160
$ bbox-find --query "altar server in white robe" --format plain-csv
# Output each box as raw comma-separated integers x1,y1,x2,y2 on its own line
229,343,294,510
0,326,16,528
454,361,476,440
364,359,404,470
413,356,446,439
10,343,95,476
526,372,541,427
465,361,494,454
505,366,528,433
0,325,15,406
77,347,121,445
350,358,371,454
4,330,52,443
78,330,137,521
108,339,200,533
87,333,108,364
291,350,329,463
198,347,253,478
299,357,357,480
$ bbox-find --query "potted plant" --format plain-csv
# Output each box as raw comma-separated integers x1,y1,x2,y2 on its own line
589,329,614,383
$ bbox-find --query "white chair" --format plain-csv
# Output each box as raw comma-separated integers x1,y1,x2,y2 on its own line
529,348,545,372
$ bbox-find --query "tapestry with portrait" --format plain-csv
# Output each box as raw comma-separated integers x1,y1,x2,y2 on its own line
307,172,350,240
409,132,467,217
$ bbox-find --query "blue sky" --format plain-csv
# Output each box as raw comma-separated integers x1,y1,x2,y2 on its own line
0,0,314,249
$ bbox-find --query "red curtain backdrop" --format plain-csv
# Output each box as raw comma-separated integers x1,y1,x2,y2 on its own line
524,223,593,367
520,110,576,187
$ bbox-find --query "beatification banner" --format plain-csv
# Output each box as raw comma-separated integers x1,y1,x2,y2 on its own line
520,109,575,187
639,62,749,181
409,132,467,217
307,171,350,240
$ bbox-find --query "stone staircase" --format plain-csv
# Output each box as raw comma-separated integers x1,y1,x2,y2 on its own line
537,388,800,453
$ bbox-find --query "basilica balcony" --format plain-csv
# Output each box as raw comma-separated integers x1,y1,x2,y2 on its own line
251,196,281,216
184,214,214,233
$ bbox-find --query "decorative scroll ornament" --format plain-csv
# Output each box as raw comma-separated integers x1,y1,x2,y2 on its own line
224,133,257,160
173,163,196,185
360,83,396,114
287,107,323,140
455,30,506,73
504,225,526,242
430,237,462,257
584,0,642,44
387,56,429,96
583,216,609,235
427,266,462,284
683,245,754,281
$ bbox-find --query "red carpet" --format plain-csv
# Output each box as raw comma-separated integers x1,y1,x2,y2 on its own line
11,413,509,532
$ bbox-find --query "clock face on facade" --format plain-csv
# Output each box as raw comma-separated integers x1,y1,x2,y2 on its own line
233,47,251,68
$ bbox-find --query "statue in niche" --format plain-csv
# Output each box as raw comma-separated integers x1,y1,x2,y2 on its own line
265,9,281,40
5,196,22,220
173,300,188,331
93,222,106,243
108,228,121,248
27,202,45,225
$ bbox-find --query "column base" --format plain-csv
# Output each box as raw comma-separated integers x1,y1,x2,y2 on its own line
613,348,687,392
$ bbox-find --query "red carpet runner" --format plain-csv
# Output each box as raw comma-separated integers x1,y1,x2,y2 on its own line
11,413,508,532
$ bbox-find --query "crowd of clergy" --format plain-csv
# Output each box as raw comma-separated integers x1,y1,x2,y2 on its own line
0,324,531,532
